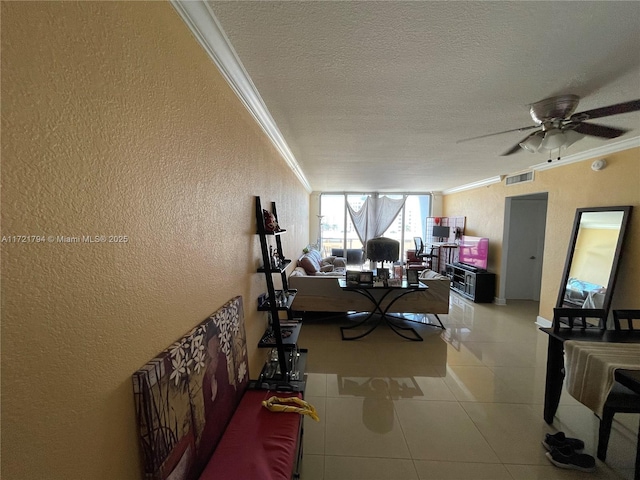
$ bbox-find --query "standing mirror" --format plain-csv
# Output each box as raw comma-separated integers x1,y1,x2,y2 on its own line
557,206,632,315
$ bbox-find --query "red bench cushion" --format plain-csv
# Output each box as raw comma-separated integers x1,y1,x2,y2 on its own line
199,389,302,480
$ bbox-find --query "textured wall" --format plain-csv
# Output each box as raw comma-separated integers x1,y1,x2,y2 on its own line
1,2,309,479
443,148,640,319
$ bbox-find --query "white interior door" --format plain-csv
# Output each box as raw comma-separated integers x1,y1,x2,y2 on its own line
503,194,548,301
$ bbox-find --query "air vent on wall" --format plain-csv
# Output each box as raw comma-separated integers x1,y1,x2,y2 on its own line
505,171,534,186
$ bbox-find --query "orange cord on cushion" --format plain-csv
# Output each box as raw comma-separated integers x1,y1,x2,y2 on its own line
262,396,320,422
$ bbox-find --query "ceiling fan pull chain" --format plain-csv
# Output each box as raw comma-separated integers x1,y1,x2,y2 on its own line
548,147,562,163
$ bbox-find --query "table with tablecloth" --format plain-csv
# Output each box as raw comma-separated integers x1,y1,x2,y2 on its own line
564,341,640,416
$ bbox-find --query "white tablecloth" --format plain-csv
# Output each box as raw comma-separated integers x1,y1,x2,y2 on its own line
564,341,640,416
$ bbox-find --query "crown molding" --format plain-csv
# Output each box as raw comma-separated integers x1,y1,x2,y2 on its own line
444,136,640,195
531,136,640,172
443,176,503,195
170,0,312,193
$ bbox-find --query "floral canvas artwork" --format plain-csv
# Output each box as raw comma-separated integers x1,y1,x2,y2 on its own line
133,297,249,480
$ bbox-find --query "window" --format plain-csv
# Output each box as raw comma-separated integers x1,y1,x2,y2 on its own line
319,194,346,257
319,193,431,265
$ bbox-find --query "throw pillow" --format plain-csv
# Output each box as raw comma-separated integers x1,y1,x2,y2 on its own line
321,255,337,267
298,253,321,275
307,249,322,263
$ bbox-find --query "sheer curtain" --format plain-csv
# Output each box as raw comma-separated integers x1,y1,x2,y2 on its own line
347,195,407,247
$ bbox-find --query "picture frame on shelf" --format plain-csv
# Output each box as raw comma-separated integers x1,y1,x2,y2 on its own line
359,271,374,284
377,268,389,281
346,270,360,286
394,264,403,279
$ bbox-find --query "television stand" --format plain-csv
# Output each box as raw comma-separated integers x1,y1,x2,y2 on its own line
453,262,479,272
445,263,495,303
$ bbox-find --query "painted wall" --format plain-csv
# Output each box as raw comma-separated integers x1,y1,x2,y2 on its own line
443,147,640,320
1,2,309,479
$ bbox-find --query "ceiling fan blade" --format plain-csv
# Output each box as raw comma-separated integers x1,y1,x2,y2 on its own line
501,132,539,156
570,99,640,121
572,122,629,139
456,125,538,144
501,143,524,156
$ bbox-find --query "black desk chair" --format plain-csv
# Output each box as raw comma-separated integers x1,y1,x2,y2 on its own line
597,309,640,470
413,237,437,270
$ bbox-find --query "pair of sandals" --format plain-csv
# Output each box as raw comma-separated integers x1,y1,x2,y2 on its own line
543,432,596,473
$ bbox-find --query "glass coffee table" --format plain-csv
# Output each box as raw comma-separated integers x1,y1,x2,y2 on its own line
338,278,437,341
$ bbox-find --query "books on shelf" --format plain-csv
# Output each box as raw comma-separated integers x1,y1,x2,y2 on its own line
279,319,301,327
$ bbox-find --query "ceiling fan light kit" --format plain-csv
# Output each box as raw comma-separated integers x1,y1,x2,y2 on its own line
540,129,566,151
519,132,543,153
542,129,584,151
459,95,640,158
518,128,585,158
561,129,585,149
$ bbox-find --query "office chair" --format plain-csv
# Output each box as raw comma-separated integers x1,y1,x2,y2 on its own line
597,309,640,468
413,237,437,270
406,249,428,272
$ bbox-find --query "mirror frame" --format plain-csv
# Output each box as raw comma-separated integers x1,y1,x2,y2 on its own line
556,205,632,316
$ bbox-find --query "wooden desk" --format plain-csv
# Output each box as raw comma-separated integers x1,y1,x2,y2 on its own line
540,327,640,424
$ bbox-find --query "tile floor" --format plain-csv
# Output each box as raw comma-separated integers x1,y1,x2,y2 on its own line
296,296,638,480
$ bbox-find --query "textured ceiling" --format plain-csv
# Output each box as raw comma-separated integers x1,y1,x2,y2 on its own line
207,1,640,193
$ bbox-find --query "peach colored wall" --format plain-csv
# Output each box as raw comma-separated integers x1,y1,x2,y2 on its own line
1,3,309,479
443,147,640,320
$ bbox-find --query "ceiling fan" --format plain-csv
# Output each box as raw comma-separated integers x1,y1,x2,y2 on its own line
458,95,640,157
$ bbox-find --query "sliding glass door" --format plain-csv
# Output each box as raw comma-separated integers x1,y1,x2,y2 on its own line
319,193,431,266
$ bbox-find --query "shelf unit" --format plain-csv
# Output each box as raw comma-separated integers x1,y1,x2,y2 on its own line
445,263,496,303
255,196,306,391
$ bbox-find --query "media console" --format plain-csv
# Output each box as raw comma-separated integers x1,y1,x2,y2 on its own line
445,263,495,303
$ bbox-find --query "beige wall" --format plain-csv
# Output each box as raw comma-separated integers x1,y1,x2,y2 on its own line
1,3,309,479
443,148,640,320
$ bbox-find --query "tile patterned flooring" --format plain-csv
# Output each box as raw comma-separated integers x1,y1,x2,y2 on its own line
296,297,638,479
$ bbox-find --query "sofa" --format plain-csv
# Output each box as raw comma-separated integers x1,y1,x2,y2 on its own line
295,249,346,276
289,268,451,315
